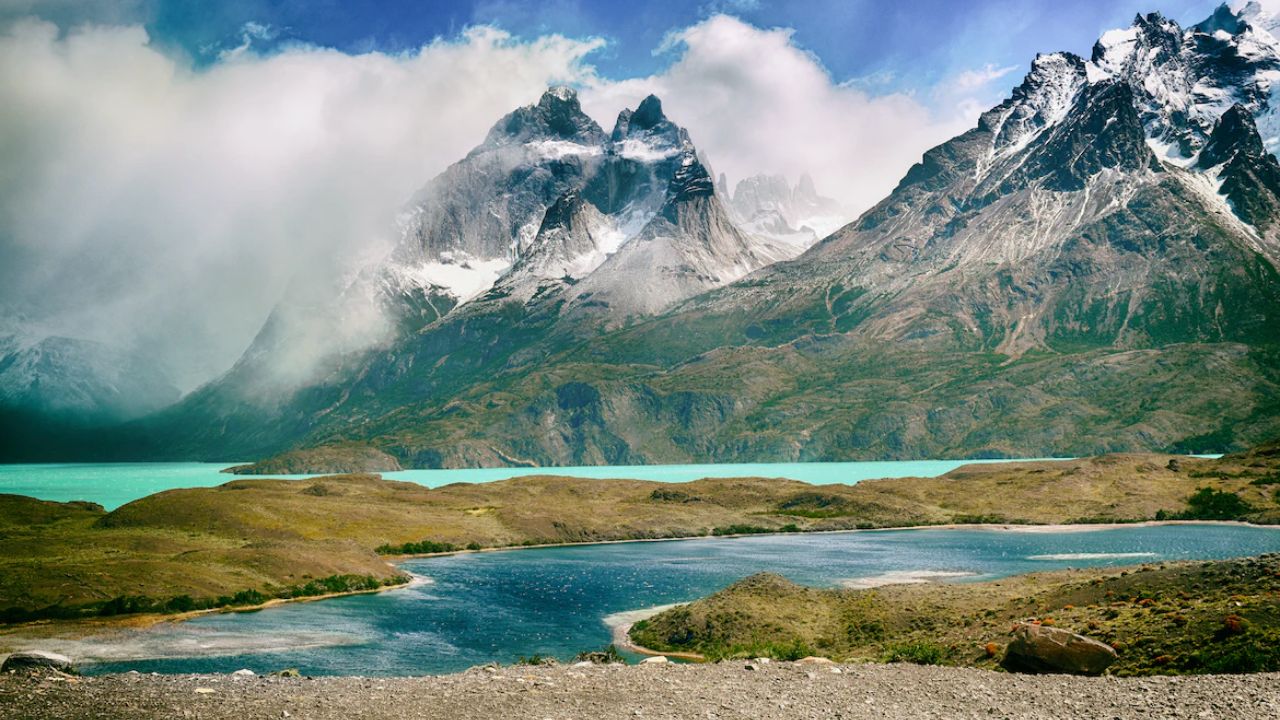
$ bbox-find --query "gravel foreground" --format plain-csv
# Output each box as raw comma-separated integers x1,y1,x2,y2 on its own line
3,663,1279,720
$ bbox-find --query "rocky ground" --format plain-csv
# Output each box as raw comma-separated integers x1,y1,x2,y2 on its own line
2,662,1278,720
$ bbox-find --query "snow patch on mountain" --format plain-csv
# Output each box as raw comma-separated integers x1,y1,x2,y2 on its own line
616,138,681,162
394,254,513,302
528,140,603,160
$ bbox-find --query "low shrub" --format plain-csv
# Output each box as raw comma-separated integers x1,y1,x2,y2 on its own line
1157,488,1253,521
704,638,815,662
515,654,556,666
710,524,800,536
574,645,625,664
376,539,459,555
881,642,948,665
1193,629,1280,673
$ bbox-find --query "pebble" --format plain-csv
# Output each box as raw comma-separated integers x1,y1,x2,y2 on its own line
3,664,1278,719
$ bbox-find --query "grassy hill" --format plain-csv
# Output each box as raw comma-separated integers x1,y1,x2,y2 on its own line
629,555,1280,676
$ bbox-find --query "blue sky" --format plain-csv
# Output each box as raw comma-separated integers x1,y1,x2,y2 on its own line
36,0,1230,94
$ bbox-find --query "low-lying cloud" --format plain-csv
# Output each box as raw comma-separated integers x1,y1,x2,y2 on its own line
0,13,1014,392
0,20,600,388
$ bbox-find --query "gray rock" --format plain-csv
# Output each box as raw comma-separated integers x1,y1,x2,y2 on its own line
1,651,75,674
1001,622,1117,676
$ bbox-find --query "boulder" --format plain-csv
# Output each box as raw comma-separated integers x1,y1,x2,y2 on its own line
1,651,75,674
796,656,835,665
1001,622,1117,676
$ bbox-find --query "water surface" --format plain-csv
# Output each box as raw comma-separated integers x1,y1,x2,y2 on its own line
77,523,1279,676
0,458,1059,510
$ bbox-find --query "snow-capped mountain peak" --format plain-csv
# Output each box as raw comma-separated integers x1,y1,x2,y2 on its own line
481,86,605,149
988,53,1088,159
1085,5,1280,161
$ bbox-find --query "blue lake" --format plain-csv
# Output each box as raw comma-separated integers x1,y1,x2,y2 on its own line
76,524,1280,676
0,458,1064,510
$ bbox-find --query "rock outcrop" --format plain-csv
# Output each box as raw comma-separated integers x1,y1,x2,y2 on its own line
1,651,75,675
1001,622,1117,676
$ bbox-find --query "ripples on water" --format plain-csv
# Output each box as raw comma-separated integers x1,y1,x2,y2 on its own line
79,524,1280,676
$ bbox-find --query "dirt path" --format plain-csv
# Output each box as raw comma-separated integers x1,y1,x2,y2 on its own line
3,662,1277,720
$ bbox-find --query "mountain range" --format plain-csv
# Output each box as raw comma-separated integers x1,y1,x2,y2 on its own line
6,3,1280,465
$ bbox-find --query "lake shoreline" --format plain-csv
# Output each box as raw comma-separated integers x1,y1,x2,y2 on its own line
384,518,1275,561
0,579,412,652
4,519,1275,661
4,446,1278,671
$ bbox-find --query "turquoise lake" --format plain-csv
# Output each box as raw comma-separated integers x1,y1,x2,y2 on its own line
0,458,1063,510
59,524,1280,676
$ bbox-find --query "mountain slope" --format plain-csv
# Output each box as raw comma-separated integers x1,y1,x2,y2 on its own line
122,90,807,461
0,331,181,461
91,6,1280,465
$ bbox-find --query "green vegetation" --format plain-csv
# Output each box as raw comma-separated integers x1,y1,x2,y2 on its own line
514,654,554,666
711,524,800,536
0,574,404,625
1192,628,1280,673
629,555,1280,676
183,305,1280,472
376,540,459,555
573,645,625,664
881,642,949,665
1155,488,1255,521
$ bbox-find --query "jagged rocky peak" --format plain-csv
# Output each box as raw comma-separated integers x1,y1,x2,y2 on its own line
630,94,667,130
1238,0,1280,36
732,174,791,210
1199,103,1280,231
389,86,612,288
988,53,1088,155
483,86,605,147
611,94,668,137
795,173,821,202
1197,3,1249,34
727,173,844,242
608,94,692,162
505,189,619,283
667,154,716,204
1199,103,1269,167
1087,4,1280,160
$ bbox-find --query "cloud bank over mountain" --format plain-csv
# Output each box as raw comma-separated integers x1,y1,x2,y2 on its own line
0,12,1002,390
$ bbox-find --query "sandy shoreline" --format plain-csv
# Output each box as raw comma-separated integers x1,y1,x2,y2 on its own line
0,577,416,657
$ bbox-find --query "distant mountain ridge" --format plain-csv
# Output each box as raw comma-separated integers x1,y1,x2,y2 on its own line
12,4,1280,464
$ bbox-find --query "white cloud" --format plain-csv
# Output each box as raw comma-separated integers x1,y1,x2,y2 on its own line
577,15,986,219
0,13,1014,392
0,19,601,389
218,21,280,61
948,63,1019,91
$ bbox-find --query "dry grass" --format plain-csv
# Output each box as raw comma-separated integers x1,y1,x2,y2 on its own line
1,447,1277,621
